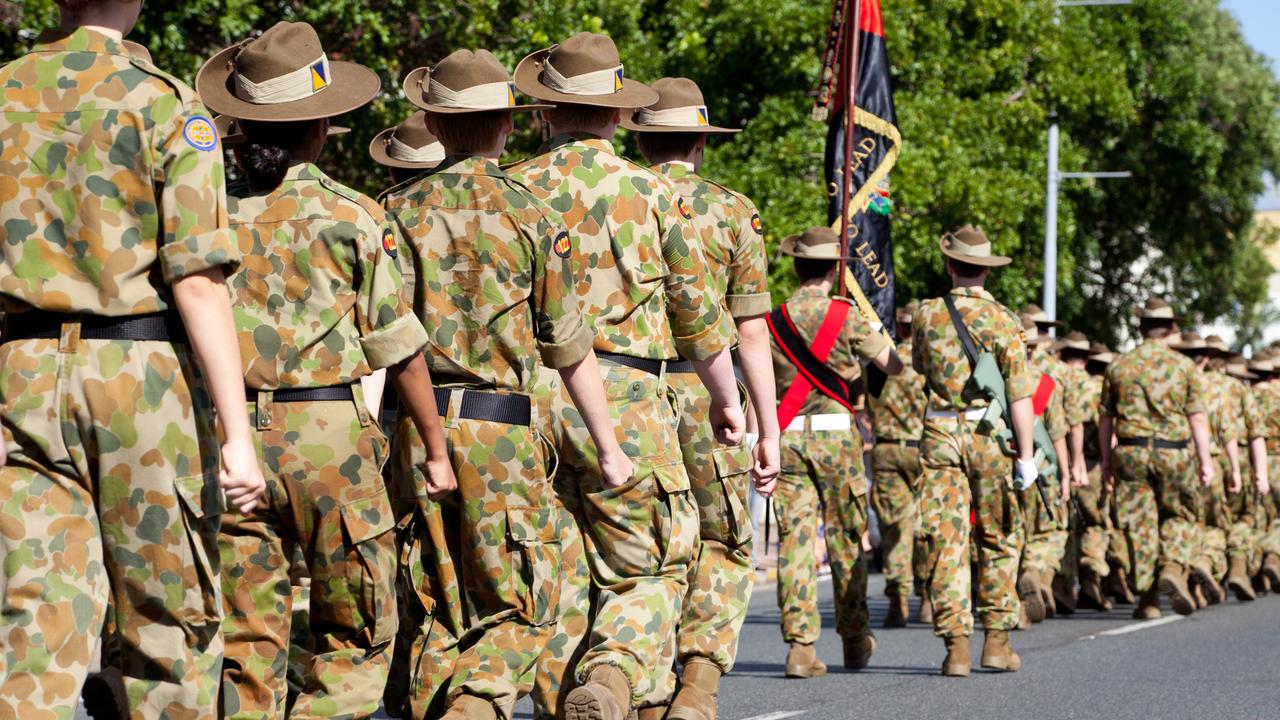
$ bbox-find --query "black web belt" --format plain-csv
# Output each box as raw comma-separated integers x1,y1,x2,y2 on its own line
2,310,187,343
597,351,669,376
434,387,531,426
876,437,920,448
1117,437,1187,451
270,386,354,403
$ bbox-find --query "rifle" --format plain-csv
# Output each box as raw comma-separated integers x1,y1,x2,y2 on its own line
943,296,1058,504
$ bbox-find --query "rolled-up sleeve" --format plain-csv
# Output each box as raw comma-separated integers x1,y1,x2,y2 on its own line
157,103,240,282
534,216,592,369
356,214,428,369
725,201,771,319
659,194,733,360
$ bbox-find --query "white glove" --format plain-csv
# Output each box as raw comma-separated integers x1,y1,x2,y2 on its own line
743,432,759,452
1016,458,1039,491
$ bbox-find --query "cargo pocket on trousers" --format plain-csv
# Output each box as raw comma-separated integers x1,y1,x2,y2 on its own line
175,474,225,626
340,492,398,647
506,505,559,626
654,459,698,577
711,445,754,549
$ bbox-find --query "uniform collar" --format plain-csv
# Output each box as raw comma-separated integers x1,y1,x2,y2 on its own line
34,27,144,60
545,133,617,156
435,155,505,178
283,162,329,184
656,161,697,179
948,286,994,301
794,285,832,300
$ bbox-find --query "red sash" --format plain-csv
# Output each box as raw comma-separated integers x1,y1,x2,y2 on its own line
772,299,854,429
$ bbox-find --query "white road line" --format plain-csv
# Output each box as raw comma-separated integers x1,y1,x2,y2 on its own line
1096,615,1184,636
738,712,806,720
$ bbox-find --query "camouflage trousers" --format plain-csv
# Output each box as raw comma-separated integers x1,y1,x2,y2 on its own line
639,372,754,708
919,416,1024,638
1192,454,1233,580
1063,460,1111,582
1225,452,1257,568
775,424,869,643
0,336,224,720
220,391,397,720
528,364,697,716
384,394,559,720
1261,457,1280,559
870,443,924,599
1112,445,1200,593
1018,480,1067,578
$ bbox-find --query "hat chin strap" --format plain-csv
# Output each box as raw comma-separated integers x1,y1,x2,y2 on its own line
427,78,515,110
388,135,445,164
235,53,330,105
541,60,622,95
634,104,709,128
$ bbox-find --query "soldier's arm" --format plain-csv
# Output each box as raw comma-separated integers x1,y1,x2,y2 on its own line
1225,438,1242,494
1186,366,1214,486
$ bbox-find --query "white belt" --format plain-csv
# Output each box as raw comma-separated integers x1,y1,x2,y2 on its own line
784,413,853,433
926,407,987,422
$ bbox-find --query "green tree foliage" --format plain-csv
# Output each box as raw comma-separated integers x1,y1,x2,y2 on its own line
4,0,1277,344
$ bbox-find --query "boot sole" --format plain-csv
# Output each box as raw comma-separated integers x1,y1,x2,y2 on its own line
784,664,827,679
980,656,1021,672
1018,577,1047,623
565,685,619,720
1227,577,1257,602
941,665,971,678
1158,576,1195,616
1189,567,1225,605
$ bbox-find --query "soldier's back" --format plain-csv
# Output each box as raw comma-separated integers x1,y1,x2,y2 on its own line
1105,341,1203,441
912,288,1034,409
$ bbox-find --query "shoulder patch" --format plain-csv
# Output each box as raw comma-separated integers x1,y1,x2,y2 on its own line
382,228,398,259
183,116,218,152
677,196,694,220
750,213,764,235
553,230,572,259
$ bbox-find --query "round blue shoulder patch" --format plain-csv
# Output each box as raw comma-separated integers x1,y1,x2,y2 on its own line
183,116,218,152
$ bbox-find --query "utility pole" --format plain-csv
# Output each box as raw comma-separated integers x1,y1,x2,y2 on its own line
1043,0,1132,326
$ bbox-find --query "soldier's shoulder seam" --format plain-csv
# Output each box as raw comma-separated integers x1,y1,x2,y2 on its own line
128,56,197,107
320,177,384,223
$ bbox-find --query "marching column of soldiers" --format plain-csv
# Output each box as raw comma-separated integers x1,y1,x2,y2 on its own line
2,3,1280,720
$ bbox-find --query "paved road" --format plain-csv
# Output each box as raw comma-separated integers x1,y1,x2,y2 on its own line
506,571,1280,720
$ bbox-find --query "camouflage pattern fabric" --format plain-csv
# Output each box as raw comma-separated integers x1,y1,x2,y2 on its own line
219,395,396,720
509,135,734,362
1195,370,1236,580
227,162,428,388
0,27,239,720
775,429,870,642
867,338,927,600
913,287,1034,638
1225,373,1263,564
1019,352,1068,579
1102,340,1207,590
1066,374,1110,582
378,155,585,719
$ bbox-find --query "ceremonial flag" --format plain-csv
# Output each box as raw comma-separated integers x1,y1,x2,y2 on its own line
823,0,901,338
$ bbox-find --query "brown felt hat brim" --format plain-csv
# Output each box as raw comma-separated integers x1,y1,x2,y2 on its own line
938,237,1011,267
512,47,658,109
401,68,552,115
620,110,740,134
197,44,380,122
367,126,444,169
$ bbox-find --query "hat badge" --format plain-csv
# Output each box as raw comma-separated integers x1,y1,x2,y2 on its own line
310,59,329,92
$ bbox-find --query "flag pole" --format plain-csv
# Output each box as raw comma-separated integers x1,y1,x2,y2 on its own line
837,0,864,297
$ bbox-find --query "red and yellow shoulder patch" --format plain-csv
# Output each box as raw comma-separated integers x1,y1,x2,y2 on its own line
677,196,693,220
382,228,398,258
553,230,572,259
750,213,764,235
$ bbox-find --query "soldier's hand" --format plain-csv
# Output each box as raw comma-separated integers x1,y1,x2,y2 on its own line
220,437,266,514
424,456,457,500
1255,473,1270,496
710,403,746,447
1230,470,1243,495
599,449,635,490
1198,460,1215,489
752,436,781,496
1072,460,1089,488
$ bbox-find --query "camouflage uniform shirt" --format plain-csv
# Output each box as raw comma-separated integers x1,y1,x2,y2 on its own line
912,287,1036,410
653,162,770,321
380,155,591,390
770,286,890,417
866,339,926,441
0,28,239,315
509,134,733,361
1100,340,1207,442
227,163,426,389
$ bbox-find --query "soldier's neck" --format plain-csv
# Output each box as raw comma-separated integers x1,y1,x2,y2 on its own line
799,278,834,294
65,23,125,41
950,278,985,290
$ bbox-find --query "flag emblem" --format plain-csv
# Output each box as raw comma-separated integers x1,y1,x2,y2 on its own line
614,68,624,92
677,197,693,220
697,107,709,126
553,231,572,258
310,61,329,93
382,229,398,259
508,83,517,107
183,116,218,151
750,214,764,235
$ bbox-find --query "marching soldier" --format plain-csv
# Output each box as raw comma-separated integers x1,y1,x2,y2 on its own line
866,303,928,628
626,77,781,720
1214,344,1270,601
0,0,266,716
510,33,745,720
913,226,1038,677
379,49,632,720
369,111,446,185
1098,299,1215,619
768,227,903,678
196,22,455,718
1249,356,1280,592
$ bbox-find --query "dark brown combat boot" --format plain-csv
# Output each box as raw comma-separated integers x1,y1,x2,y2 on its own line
1017,573,1046,623
940,636,971,677
666,658,720,720
1077,567,1109,611
1263,554,1280,589
979,629,1022,672
884,594,909,628
916,593,934,625
842,632,877,670
441,694,498,720
1158,564,1196,616
784,642,827,679
1226,555,1257,602
1133,586,1162,620
1050,571,1076,615
565,665,631,720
